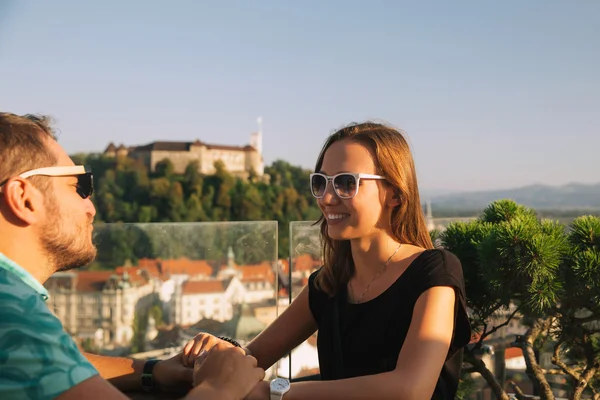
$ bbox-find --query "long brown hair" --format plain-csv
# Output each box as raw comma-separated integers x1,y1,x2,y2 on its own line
313,122,433,297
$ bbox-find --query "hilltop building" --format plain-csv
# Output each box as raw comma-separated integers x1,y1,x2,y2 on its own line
103,131,264,179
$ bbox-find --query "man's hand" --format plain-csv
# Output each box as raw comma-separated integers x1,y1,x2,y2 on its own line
189,343,265,400
183,332,235,367
152,352,194,392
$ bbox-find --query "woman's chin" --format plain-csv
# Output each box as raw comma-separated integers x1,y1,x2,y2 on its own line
326,225,353,241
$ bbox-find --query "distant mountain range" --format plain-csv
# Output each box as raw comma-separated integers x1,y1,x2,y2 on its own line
424,182,600,210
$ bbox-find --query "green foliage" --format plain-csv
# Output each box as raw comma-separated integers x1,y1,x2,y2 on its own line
149,304,164,328
81,337,97,353
442,200,600,399
130,310,148,354
455,373,477,400
78,154,320,258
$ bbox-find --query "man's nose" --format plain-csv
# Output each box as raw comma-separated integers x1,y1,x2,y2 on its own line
85,198,97,218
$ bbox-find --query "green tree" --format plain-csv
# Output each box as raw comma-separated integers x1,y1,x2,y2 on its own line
130,310,148,354
149,303,164,328
154,159,175,179
183,161,203,197
442,200,600,400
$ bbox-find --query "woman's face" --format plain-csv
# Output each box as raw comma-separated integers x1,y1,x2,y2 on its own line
316,139,393,241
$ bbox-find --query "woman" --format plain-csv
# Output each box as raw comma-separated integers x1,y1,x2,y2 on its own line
184,122,471,399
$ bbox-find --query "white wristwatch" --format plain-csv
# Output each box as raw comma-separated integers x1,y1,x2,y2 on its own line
270,377,291,400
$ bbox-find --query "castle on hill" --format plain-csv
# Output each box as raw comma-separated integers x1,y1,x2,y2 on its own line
104,131,264,179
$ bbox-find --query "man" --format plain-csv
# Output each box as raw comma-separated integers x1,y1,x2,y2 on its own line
0,112,264,400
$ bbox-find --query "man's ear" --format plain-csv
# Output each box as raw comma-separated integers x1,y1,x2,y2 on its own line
2,178,45,225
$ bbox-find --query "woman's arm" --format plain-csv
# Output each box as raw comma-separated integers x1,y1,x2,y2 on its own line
247,285,318,369
280,286,456,400
183,285,318,370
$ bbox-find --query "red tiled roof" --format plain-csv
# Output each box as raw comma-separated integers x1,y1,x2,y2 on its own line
279,259,290,274
162,258,213,276
238,262,274,281
293,254,320,272
182,280,225,294
135,258,213,278
115,265,160,279
75,271,114,292
505,347,523,359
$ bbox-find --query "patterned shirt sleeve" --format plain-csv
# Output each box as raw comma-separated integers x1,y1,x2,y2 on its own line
0,270,99,400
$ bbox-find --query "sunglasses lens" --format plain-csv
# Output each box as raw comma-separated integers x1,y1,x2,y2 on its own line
333,174,357,198
76,173,94,199
311,174,327,197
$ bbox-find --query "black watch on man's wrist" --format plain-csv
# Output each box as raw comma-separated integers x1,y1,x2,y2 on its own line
141,359,161,392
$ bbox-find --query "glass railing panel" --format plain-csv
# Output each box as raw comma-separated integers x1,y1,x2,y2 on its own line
281,221,322,380
44,221,279,362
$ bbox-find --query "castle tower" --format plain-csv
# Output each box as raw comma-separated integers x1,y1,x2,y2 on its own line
250,116,263,154
426,200,435,231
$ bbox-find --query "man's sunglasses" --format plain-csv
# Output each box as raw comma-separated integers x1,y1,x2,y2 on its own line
310,172,386,199
0,165,94,199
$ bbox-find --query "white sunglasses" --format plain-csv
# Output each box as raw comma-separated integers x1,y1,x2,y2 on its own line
0,165,94,199
310,172,386,199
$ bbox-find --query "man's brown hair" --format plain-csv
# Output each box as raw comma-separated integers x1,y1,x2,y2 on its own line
0,112,58,190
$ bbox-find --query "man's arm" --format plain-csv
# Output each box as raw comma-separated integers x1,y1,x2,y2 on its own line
83,352,145,391
55,375,129,400
83,351,194,392
61,346,265,400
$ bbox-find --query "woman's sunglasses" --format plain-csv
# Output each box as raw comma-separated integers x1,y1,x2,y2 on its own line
310,172,385,199
0,165,94,199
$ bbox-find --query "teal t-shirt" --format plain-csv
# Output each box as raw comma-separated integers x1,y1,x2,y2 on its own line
0,253,99,399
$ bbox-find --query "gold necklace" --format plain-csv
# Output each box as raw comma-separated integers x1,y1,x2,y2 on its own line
350,243,402,304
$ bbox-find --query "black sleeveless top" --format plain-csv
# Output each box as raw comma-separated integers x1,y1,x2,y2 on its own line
308,249,471,399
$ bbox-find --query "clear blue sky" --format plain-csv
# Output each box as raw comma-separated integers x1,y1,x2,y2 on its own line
1,1,598,192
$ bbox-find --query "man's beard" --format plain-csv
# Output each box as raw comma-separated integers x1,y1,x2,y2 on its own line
41,195,97,273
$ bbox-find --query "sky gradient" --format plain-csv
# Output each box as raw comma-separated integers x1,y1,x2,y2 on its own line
1,1,598,192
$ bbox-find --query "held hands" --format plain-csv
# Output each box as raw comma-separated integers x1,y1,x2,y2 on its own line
183,332,239,367
190,342,265,400
152,352,194,392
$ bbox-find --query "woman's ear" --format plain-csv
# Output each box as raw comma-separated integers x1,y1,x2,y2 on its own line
386,188,401,207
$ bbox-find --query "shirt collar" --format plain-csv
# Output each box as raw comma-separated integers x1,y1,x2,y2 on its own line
0,252,49,301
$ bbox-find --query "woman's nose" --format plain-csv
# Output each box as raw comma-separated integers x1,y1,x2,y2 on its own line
319,182,340,205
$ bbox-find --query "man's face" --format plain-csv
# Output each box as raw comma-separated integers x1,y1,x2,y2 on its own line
38,139,97,272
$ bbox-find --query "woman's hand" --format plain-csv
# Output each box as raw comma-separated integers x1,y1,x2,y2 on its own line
244,380,270,400
182,333,236,367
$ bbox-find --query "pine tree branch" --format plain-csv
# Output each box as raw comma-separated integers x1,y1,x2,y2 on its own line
475,321,488,350
552,341,582,382
509,381,528,400
513,320,555,400
480,304,522,343
463,349,510,400
541,368,567,375
574,314,599,324
572,333,600,400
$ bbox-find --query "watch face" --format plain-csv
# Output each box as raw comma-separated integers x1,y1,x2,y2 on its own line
271,377,290,391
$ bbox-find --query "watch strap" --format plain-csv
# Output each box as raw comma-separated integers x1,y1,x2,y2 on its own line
141,359,160,392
